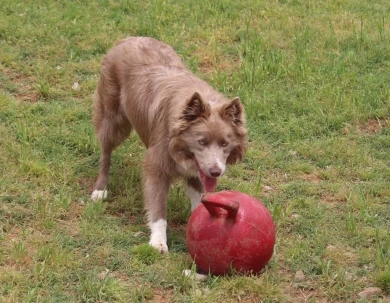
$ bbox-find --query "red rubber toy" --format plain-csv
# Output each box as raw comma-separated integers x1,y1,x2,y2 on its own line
186,190,276,275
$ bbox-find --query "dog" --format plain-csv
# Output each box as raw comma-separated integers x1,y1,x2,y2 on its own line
91,37,247,253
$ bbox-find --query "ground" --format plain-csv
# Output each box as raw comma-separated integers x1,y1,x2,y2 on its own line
0,0,389,302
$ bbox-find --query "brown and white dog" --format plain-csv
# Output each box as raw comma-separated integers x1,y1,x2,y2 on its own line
91,37,247,253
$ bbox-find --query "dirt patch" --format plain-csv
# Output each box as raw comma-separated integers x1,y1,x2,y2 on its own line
0,66,40,102
3,226,39,269
6,226,24,244
152,288,173,303
324,245,358,266
77,177,96,194
320,193,347,205
300,173,321,183
199,56,214,74
358,118,389,134
56,202,85,236
284,288,332,303
18,91,40,102
195,50,241,75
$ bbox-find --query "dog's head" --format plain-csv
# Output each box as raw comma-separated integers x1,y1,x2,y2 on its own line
169,92,247,192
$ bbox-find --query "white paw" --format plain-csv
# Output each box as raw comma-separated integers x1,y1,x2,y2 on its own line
149,237,168,254
149,219,168,253
183,269,208,281
91,190,108,201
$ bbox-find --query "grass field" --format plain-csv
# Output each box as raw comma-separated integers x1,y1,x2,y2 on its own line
1,0,389,302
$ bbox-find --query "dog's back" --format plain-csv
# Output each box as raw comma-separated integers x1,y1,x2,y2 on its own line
109,37,185,72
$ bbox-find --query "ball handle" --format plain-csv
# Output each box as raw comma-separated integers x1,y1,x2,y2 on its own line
201,193,240,218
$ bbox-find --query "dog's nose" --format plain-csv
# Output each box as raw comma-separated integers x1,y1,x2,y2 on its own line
209,167,222,177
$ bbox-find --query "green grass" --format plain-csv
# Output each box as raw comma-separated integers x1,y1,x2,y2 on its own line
1,0,389,302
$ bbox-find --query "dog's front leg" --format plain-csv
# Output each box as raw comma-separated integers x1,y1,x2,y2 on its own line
143,152,172,253
187,177,205,211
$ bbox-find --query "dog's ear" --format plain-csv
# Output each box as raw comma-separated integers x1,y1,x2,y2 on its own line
182,92,210,122
227,143,247,165
223,97,247,164
221,97,244,126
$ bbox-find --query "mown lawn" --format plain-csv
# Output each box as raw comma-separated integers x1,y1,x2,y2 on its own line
0,0,389,302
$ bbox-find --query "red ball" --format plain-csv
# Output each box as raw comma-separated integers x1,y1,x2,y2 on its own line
186,190,276,275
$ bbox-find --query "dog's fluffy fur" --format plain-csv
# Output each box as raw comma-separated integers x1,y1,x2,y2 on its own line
91,37,247,252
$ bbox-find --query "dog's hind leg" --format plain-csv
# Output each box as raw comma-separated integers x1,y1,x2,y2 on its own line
91,116,132,200
143,148,172,253
187,177,205,211
91,78,132,200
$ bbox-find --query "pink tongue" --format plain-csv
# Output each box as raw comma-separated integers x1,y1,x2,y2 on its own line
195,159,217,192
202,173,217,192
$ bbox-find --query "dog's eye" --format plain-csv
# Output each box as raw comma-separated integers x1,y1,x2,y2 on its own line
198,139,206,146
221,140,229,147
